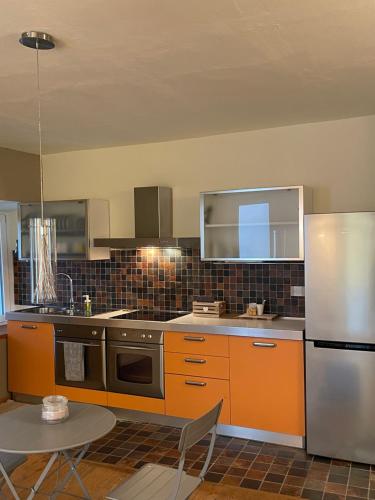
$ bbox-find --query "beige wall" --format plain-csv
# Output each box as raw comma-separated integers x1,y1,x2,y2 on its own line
44,115,375,237
0,147,40,202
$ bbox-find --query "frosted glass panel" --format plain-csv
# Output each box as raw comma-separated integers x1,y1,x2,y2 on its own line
20,200,87,260
202,188,302,260
239,203,270,258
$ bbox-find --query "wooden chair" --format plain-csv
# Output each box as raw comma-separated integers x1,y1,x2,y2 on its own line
106,400,223,500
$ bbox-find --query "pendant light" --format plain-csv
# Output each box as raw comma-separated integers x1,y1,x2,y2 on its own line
19,31,57,304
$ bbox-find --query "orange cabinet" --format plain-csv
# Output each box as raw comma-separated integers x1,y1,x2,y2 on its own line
165,352,229,380
8,321,55,397
165,373,230,424
55,385,107,405
108,392,165,414
230,337,305,436
165,331,229,357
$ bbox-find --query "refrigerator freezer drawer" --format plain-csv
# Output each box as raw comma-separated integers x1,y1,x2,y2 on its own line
306,340,375,463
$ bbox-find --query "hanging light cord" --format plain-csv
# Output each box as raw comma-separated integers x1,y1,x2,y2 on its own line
35,39,45,222
34,38,56,303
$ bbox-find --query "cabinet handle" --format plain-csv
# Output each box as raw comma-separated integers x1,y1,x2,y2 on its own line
21,324,37,330
252,342,276,348
185,380,207,387
184,336,205,342
184,358,207,364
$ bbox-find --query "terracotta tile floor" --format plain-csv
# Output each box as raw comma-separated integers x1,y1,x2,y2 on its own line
85,421,374,500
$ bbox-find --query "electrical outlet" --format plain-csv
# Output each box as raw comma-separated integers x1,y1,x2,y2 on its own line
290,286,305,297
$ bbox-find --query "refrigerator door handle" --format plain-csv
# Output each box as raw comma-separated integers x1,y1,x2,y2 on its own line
313,340,375,352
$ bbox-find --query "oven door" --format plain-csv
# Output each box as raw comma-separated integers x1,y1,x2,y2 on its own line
55,337,106,390
107,341,164,399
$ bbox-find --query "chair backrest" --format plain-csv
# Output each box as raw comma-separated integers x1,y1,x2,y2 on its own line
178,399,223,453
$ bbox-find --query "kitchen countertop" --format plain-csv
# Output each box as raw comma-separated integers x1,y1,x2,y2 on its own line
169,313,304,339
5,310,304,340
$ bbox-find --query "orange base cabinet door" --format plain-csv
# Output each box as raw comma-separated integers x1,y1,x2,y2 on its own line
8,321,55,397
230,337,305,436
55,385,107,406
165,374,230,424
107,392,165,414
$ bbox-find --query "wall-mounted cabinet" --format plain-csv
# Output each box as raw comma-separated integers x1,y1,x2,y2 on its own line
19,199,110,260
200,186,312,261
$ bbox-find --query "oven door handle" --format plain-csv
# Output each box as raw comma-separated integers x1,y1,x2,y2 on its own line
110,345,160,351
56,340,101,347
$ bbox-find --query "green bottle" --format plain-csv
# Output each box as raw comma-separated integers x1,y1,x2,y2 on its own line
83,295,92,316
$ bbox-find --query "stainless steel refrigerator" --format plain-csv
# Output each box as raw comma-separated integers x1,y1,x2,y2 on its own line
305,212,375,463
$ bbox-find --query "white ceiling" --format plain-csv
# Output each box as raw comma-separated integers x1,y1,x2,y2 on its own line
2,0,375,154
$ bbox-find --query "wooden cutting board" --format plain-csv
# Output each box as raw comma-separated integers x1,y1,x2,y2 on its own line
237,313,278,320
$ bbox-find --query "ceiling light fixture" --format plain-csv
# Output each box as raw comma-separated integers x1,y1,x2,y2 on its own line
20,31,57,304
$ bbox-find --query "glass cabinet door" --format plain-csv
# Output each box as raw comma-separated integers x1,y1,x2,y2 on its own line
48,200,87,259
201,187,306,261
19,200,87,260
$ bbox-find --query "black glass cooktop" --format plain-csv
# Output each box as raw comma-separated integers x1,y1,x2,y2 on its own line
113,310,189,322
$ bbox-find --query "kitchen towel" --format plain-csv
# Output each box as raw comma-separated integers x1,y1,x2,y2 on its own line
63,342,85,382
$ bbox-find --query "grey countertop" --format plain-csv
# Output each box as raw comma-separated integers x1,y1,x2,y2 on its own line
6,310,304,340
169,313,304,340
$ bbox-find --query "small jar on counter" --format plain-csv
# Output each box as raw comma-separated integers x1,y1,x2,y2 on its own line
247,303,258,316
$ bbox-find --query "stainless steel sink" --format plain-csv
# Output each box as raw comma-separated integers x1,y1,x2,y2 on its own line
22,306,77,315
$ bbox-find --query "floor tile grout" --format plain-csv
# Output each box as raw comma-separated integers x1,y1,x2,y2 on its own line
84,420,373,500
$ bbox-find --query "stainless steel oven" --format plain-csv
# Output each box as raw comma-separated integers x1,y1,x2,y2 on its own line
107,328,164,399
54,324,106,390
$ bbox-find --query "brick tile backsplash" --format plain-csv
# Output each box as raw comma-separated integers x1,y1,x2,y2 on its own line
14,248,305,317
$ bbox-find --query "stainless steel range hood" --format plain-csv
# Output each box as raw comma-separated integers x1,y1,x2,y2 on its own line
134,186,172,239
94,186,200,249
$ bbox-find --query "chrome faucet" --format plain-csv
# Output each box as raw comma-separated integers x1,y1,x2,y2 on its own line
56,273,74,310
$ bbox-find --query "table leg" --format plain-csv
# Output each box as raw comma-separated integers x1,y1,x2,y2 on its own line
51,444,91,500
0,461,20,500
26,452,59,500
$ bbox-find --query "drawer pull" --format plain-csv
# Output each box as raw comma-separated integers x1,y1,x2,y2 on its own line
184,336,205,342
184,358,207,364
21,324,37,330
185,380,207,387
252,342,276,348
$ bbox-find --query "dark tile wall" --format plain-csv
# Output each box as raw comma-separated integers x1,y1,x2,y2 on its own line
14,248,305,317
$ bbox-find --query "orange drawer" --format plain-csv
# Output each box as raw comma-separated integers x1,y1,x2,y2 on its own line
108,392,165,415
165,373,230,424
165,331,229,357
165,352,229,379
55,386,108,406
